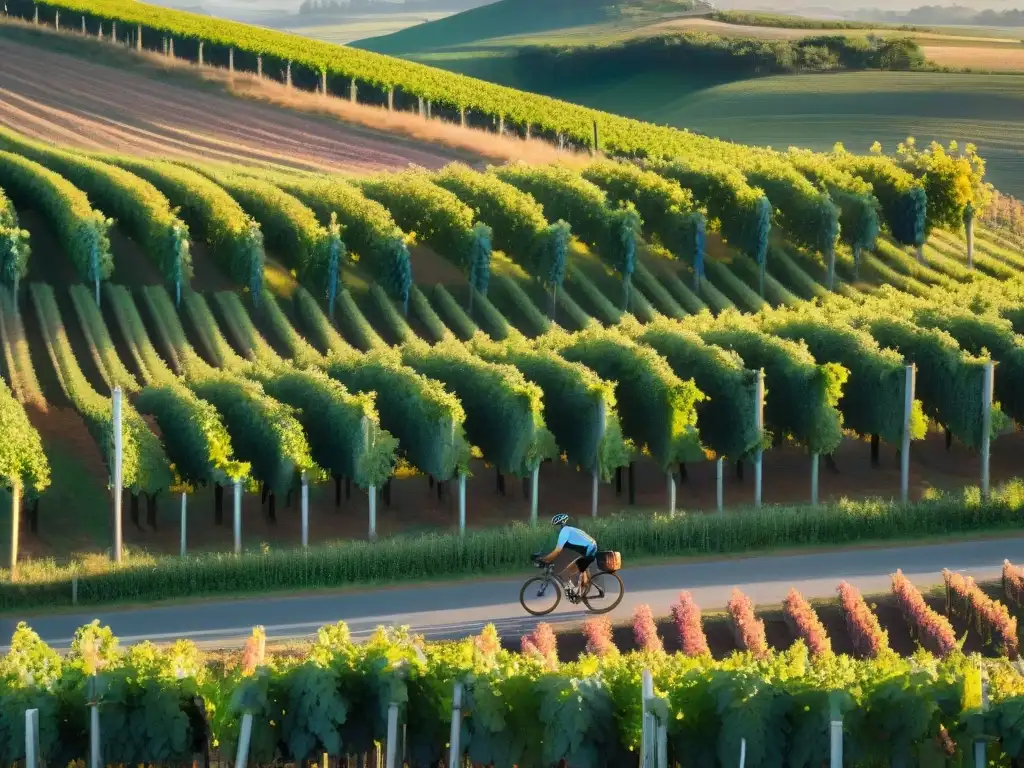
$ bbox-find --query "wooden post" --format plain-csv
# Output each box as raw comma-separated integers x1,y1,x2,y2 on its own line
320,70,327,96
811,453,819,505
179,491,187,557
418,96,424,117
667,471,676,514
233,478,242,554
33,6,38,24
168,37,174,58
427,99,432,118
498,115,505,135
72,575,78,605
739,738,747,768
136,24,142,51
387,88,394,111
80,15,84,34
235,713,253,768
257,55,263,78
111,21,116,42
350,78,357,102
286,60,292,88
754,370,764,508
447,683,463,768
716,457,724,512
53,10,58,29
228,47,234,74
25,709,39,768
198,40,204,66
901,364,915,504
458,473,467,535
9,481,19,580
460,107,466,127
112,387,124,563
592,120,599,156
981,360,994,500
301,471,309,548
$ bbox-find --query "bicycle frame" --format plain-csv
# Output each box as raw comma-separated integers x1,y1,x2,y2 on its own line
534,563,609,600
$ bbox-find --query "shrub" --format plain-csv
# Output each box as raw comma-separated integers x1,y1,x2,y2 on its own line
671,592,709,657
727,588,768,658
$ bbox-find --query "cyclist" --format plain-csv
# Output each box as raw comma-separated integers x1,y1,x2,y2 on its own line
533,513,598,595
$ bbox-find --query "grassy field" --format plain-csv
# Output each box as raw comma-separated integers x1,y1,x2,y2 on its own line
354,2,1024,199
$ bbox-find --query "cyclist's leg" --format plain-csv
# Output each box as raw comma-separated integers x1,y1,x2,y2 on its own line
577,553,595,592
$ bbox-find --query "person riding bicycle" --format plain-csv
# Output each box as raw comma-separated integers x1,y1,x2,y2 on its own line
533,513,597,595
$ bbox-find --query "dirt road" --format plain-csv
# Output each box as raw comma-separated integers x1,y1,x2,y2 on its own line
0,37,471,173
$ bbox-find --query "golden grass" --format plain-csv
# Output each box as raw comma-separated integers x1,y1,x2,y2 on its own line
923,45,1024,72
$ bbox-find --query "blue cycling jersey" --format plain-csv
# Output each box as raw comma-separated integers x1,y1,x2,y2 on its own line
556,526,596,554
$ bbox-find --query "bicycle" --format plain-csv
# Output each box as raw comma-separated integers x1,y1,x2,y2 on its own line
520,551,625,616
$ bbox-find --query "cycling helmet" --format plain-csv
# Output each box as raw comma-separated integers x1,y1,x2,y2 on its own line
551,513,569,527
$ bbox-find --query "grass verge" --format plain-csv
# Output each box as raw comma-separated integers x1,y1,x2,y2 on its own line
2,480,1023,612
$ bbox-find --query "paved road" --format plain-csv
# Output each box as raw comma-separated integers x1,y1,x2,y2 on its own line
2,536,1021,651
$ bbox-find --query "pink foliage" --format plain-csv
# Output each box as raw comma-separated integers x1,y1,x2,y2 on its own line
892,569,957,658
838,581,889,658
632,604,664,653
727,588,768,659
783,588,832,659
944,569,1019,659
582,616,618,658
1003,560,1024,610
521,623,559,670
671,591,710,657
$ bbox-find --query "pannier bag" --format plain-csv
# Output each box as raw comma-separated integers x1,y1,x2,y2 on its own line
597,551,622,572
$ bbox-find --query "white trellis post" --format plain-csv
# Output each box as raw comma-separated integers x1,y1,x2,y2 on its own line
233,478,242,554
301,470,310,548
754,369,764,507
447,683,464,768
25,709,39,768
89,696,101,768
385,703,399,768
981,360,994,500
811,452,819,506
667,470,676,514
530,464,539,525
179,491,187,557
235,713,253,768
641,669,654,768
974,671,989,767
900,364,915,504
368,484,377,539
458,473,467,536
829,699,843,768
593,400,606,517
112,386,124,563
716,457,724,512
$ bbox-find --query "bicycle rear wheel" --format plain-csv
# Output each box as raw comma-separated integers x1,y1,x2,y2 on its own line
582,572,624,614
520,575,562,616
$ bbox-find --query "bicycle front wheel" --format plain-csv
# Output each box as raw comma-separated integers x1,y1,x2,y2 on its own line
520,575,562,616
582,572,624,614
